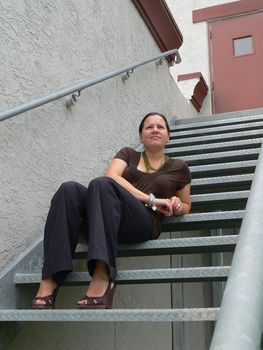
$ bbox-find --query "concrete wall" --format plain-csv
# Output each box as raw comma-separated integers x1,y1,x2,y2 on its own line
166,0,237,115
0,0,198,273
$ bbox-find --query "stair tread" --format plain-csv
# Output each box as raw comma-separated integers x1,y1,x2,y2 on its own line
165,210,243,221
191,190,249,202
191,174,254,187
170,120,263,138
75,235,238,258
183,148,260,165
167,129,263,146
166,138,263,156
163,210,243,231
190,160,257,176
15,266,230,285
0,308,219,322
172,113,263,131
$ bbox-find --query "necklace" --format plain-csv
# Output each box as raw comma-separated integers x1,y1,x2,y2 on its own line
142,151,169,173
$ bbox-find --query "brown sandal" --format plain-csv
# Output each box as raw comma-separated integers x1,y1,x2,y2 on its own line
32,288,59,310
77,281,116,309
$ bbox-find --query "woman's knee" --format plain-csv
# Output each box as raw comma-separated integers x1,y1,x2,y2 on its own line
52,181,83,202
89,176,116,189
56,181,80,195
59,181,80,192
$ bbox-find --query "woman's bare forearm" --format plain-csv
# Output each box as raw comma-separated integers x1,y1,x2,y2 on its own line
104,171,148,203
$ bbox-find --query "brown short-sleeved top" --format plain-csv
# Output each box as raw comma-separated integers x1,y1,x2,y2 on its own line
114,147,191,238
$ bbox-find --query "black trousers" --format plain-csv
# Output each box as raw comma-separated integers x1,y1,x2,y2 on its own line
42,177,155,285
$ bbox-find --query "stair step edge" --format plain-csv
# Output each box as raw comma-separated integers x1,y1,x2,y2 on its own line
75,235,238,257
172,112,263,130
0,308,220,322
190,160,257,174
166,138,263,155
15,266,231,285
167,129,263,146
170,121,263,138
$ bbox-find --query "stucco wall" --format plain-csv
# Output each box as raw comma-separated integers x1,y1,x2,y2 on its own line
0,0,198,273
166,0,237,115
0,1,203,349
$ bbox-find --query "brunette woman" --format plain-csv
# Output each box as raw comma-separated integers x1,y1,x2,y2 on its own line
32,112,191,309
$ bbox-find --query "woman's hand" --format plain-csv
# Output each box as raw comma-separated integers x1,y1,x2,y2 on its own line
170,196,183,215
170,185,191,216
155,198,173,216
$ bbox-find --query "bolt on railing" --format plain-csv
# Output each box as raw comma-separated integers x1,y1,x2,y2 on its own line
210,144,263,350
0,48,181,123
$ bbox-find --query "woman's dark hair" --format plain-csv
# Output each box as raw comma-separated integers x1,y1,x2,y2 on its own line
139,112,170,134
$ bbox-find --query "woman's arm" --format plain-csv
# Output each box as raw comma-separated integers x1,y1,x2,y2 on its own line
104,158,149,202
170,184,191,216
104,158,173,215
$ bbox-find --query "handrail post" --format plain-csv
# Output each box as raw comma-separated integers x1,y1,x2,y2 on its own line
210,144,263,350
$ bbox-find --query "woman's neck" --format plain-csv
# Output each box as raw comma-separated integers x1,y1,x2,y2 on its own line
142,148,168,173
143,148,165,161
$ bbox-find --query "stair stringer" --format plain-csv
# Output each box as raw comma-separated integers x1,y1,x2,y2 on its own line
0,237,43,350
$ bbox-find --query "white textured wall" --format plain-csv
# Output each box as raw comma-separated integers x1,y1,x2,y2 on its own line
0,0,198,273
166,0,237,115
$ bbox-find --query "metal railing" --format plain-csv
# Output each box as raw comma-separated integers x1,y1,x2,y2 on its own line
210,144,263,350
0,48,181,123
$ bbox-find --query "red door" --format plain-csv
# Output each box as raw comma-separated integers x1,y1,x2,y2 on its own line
209,12,263,113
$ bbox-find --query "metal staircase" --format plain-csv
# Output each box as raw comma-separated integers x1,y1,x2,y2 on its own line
1,109,263,348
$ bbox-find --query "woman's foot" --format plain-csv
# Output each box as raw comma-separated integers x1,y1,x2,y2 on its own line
32,277,58,309
77,279,116,309
77,260,115,309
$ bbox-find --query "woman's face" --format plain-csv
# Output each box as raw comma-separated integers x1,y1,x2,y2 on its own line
140,115,170,149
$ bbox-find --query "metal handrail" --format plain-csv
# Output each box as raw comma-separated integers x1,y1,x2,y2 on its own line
0,48,181,123
210,144,263,349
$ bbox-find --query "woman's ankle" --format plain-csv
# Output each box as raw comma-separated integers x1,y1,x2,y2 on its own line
36,277,57,297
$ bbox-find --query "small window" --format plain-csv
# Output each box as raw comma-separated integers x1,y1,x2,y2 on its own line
233,36,253,57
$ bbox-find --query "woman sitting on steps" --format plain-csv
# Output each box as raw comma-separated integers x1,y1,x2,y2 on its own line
32,112,191,309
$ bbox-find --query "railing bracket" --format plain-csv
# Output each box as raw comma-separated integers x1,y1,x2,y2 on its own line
156,58,164,67
121,69,134,82
65,91,81,109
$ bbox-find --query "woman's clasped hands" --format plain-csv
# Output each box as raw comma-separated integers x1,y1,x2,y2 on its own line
155,196,183,216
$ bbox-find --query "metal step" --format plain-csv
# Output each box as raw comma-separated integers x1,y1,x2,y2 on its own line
162,210,243,231
166,129,263,147
191,174,253,194
183,148,260,166
170,120,263,139
190,160,257,178
191,191,249,212
0,308,219,322
14,266,230,285
172,113,263,132
166,138,263,157
75,235,238,258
